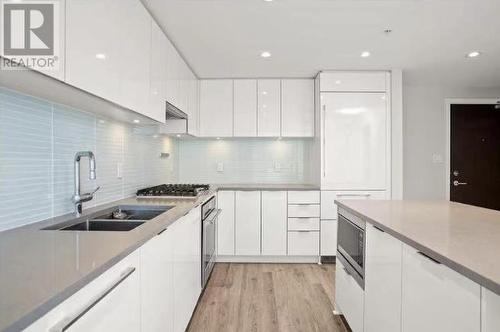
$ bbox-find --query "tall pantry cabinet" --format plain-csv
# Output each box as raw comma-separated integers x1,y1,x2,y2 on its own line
318,71,392,256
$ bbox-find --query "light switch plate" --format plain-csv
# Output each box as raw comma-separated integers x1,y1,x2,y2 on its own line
217,162,224,173
117,162,123,179
432,154,444,164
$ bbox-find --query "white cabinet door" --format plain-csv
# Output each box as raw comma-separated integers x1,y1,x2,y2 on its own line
165,39,180,109
288,191,320,204
322,93,389,190
401,245,480,332
233,79,257,137
148,20,167,123
140,229,174,332
482,287,500,332
320,72,388,92
172,206,202,332
187,72,199,136
65,0,120,104
25,251,141,332
320,219,337,256
178,60,190,114
257,79,281,137
321,190,387,220
261,191,287,256
235,191,261,255
199,80,234,137
335,259,364,332
217,191,235,256
281,79,314,137
364,224,402,332
116,0,151,115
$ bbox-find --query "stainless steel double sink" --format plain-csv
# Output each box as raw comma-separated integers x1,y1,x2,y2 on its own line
42,205,173,232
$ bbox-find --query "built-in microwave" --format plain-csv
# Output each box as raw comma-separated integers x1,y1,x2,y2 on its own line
337,210,365,289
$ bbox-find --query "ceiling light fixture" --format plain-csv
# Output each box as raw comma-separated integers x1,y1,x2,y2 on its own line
176,134,181,138
361,51,371,58
466,51,481,58
260,51,272,58
95,53,107,60
133,119,140,124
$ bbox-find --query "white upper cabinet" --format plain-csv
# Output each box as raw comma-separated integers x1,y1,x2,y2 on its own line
187,71,199,136
148,20,167,123
320,71,388,92
261,191,287,256
257,79,281,137
401,245,480,332
321,92,389,190
165,40,180,109
233,80,258,137
364,224,402,332
235,191,261,255
115,0,151,115
66,0,121,104
281,79,314,137
199,80,234,137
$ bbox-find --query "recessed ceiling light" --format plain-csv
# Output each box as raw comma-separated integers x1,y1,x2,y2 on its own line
216,137,221,140
176,134,181,138
133,119,140,124
262,91,268,95
153,135,158,138
95,53,107,60
335,80,342,85
466,51,481,58
264,0,273,2
361,51,371,58
260,51,272,58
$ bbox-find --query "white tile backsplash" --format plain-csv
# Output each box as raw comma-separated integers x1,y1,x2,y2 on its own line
178,138,313,184
0,87,178,232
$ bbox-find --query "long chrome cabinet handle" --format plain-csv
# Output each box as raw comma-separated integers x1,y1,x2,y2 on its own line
322,105,326,178
50,267,136,332
417,251,441,265
337,193,371,198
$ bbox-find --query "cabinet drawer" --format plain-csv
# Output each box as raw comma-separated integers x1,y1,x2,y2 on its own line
320,71,388,92
288,191,320,204
287,231,319,256
321,191,387,219
288,204,320,218
335,259,364,332
288,218,320,231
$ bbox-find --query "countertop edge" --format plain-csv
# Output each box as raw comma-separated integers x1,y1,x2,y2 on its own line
335,200,500,297
2,194,213,332
214,184,320,191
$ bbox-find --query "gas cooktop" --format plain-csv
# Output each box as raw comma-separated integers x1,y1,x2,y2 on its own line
136,184,210,199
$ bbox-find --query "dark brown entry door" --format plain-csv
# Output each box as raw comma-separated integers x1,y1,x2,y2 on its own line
450,104,500,210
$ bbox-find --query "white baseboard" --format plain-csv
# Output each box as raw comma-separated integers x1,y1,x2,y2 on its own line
216,255,320,263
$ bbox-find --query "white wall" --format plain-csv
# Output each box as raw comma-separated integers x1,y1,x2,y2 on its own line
403,84,500,199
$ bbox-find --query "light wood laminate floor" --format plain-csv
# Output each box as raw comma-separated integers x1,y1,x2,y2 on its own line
188,263,349,332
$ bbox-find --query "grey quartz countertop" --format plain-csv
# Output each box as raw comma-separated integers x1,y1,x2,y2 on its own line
0,192,215,332
214,183,320,191
335,200,500,296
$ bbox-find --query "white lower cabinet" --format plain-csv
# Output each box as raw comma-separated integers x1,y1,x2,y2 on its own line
335,259,364,332
320,219,337,256
140,228,174,332
261,191,287,256
217,191,235,256
235,191,261,255
287,231,319,256
172,207,202,332
401,244,480,332
364,224,402,332
482,287,500,332
24,251,140,332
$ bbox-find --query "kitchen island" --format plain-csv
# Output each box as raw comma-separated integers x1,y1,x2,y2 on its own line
334,199,500,332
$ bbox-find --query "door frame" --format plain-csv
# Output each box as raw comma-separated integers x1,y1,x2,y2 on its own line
444,98,500,200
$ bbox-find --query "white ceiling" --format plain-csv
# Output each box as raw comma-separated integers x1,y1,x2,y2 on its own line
143,0,500,86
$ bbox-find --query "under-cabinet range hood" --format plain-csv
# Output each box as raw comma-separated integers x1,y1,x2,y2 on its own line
159,101,190,135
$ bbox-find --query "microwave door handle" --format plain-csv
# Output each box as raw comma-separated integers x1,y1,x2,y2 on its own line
206,209,222,224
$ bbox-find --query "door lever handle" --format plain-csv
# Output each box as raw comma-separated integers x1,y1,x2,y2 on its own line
453,180,467,186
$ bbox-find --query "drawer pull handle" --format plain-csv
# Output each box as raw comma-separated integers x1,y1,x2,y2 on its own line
417,251,441,265
373,225,385,233
50,267,136,332
337,193,371,198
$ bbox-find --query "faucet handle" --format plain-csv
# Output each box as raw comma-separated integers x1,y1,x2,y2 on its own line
90,186,100,196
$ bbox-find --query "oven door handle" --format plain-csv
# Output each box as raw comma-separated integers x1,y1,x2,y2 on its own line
205,209,222,225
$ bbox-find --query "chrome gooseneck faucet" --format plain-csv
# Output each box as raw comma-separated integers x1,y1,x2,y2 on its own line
72,151,100,217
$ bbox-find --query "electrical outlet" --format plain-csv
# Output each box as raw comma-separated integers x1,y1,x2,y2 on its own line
432,154,444,164
274,161,282,171
217,162,224,173
117,162,123,179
